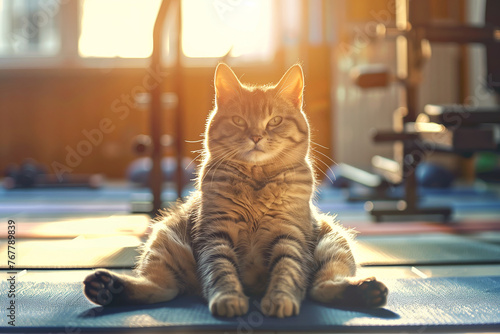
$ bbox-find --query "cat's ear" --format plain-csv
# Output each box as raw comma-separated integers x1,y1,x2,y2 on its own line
214,63,241,105
275,64,304,109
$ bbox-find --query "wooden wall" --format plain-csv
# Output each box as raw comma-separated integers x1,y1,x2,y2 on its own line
0,68,149,179
0,63,333,180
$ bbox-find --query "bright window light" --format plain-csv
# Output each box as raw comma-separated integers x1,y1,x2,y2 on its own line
79,0,161,58
181,0,275,60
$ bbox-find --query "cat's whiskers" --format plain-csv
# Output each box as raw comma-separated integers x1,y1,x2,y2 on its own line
186,153,203,171
307,142,337,184
310,140,330,151
310,146,337,166
185,139,204,144
274,145,334,185
310,150,337,182
184,138,206,170
274,149,308,177
209,149,239,186
277,150,300,172
310,155,336,184
188,146,228,172
197,147,232,185
200,147,237,186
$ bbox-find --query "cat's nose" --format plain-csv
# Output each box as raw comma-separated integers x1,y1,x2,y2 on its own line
250,135,263,144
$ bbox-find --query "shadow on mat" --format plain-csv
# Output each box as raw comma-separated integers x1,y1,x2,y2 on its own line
78,296,206,318
78,297,399,322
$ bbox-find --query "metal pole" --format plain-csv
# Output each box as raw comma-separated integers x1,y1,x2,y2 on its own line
174,0,185,200
150,0,171,214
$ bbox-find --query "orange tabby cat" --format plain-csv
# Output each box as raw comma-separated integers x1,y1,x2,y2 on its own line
83,63,388,318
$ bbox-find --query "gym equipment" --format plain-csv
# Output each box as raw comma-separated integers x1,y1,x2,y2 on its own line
415,162,455,189
3,159,103,189
127,156,196,186
325,163,397,202
344,0,500,222
328,162,455,202
148,0,183,214
417,105,500,152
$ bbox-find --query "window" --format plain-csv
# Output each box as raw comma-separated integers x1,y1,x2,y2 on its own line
0,0,61,57
78,0,162,58
0,0,289,67
181,0,275,62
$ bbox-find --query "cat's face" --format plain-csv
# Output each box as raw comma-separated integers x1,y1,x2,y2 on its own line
205,64,309,166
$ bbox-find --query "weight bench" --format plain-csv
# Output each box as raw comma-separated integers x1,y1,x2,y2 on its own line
342,0,500,222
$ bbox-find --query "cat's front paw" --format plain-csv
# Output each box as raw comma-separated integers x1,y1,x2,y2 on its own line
209,291,249,317
261,290,300,318
344,277,388,308
83,269,126,306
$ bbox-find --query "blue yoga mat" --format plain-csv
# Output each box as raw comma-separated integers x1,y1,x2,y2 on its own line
1,276,500,332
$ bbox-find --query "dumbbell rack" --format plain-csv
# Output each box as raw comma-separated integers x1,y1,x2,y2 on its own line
353,0,500,221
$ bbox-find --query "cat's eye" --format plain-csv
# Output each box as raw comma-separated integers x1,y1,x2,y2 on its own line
268,116,283,127
232,116,246,127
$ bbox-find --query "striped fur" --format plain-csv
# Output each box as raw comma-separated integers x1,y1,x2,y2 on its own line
83,63,388,317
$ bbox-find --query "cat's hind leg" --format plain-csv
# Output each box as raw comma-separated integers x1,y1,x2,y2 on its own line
83,268,179,306
309,216,388,308
83,217,198,306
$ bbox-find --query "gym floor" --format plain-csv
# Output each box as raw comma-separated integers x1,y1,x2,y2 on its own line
1,180,500,333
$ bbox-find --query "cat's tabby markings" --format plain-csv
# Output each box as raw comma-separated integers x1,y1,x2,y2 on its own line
83,63,388,318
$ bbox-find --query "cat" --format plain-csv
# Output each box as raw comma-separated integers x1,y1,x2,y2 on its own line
83,63,388,318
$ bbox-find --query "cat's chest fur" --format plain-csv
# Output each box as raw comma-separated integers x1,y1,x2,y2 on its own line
244,165,287,203
219,165,312,295
229,165,305,221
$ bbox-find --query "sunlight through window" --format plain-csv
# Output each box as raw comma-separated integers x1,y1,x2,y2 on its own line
79,0,161,58
181,0,275,61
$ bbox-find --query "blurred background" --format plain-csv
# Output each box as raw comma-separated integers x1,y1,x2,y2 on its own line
0,0,499,220
0,0,493,177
